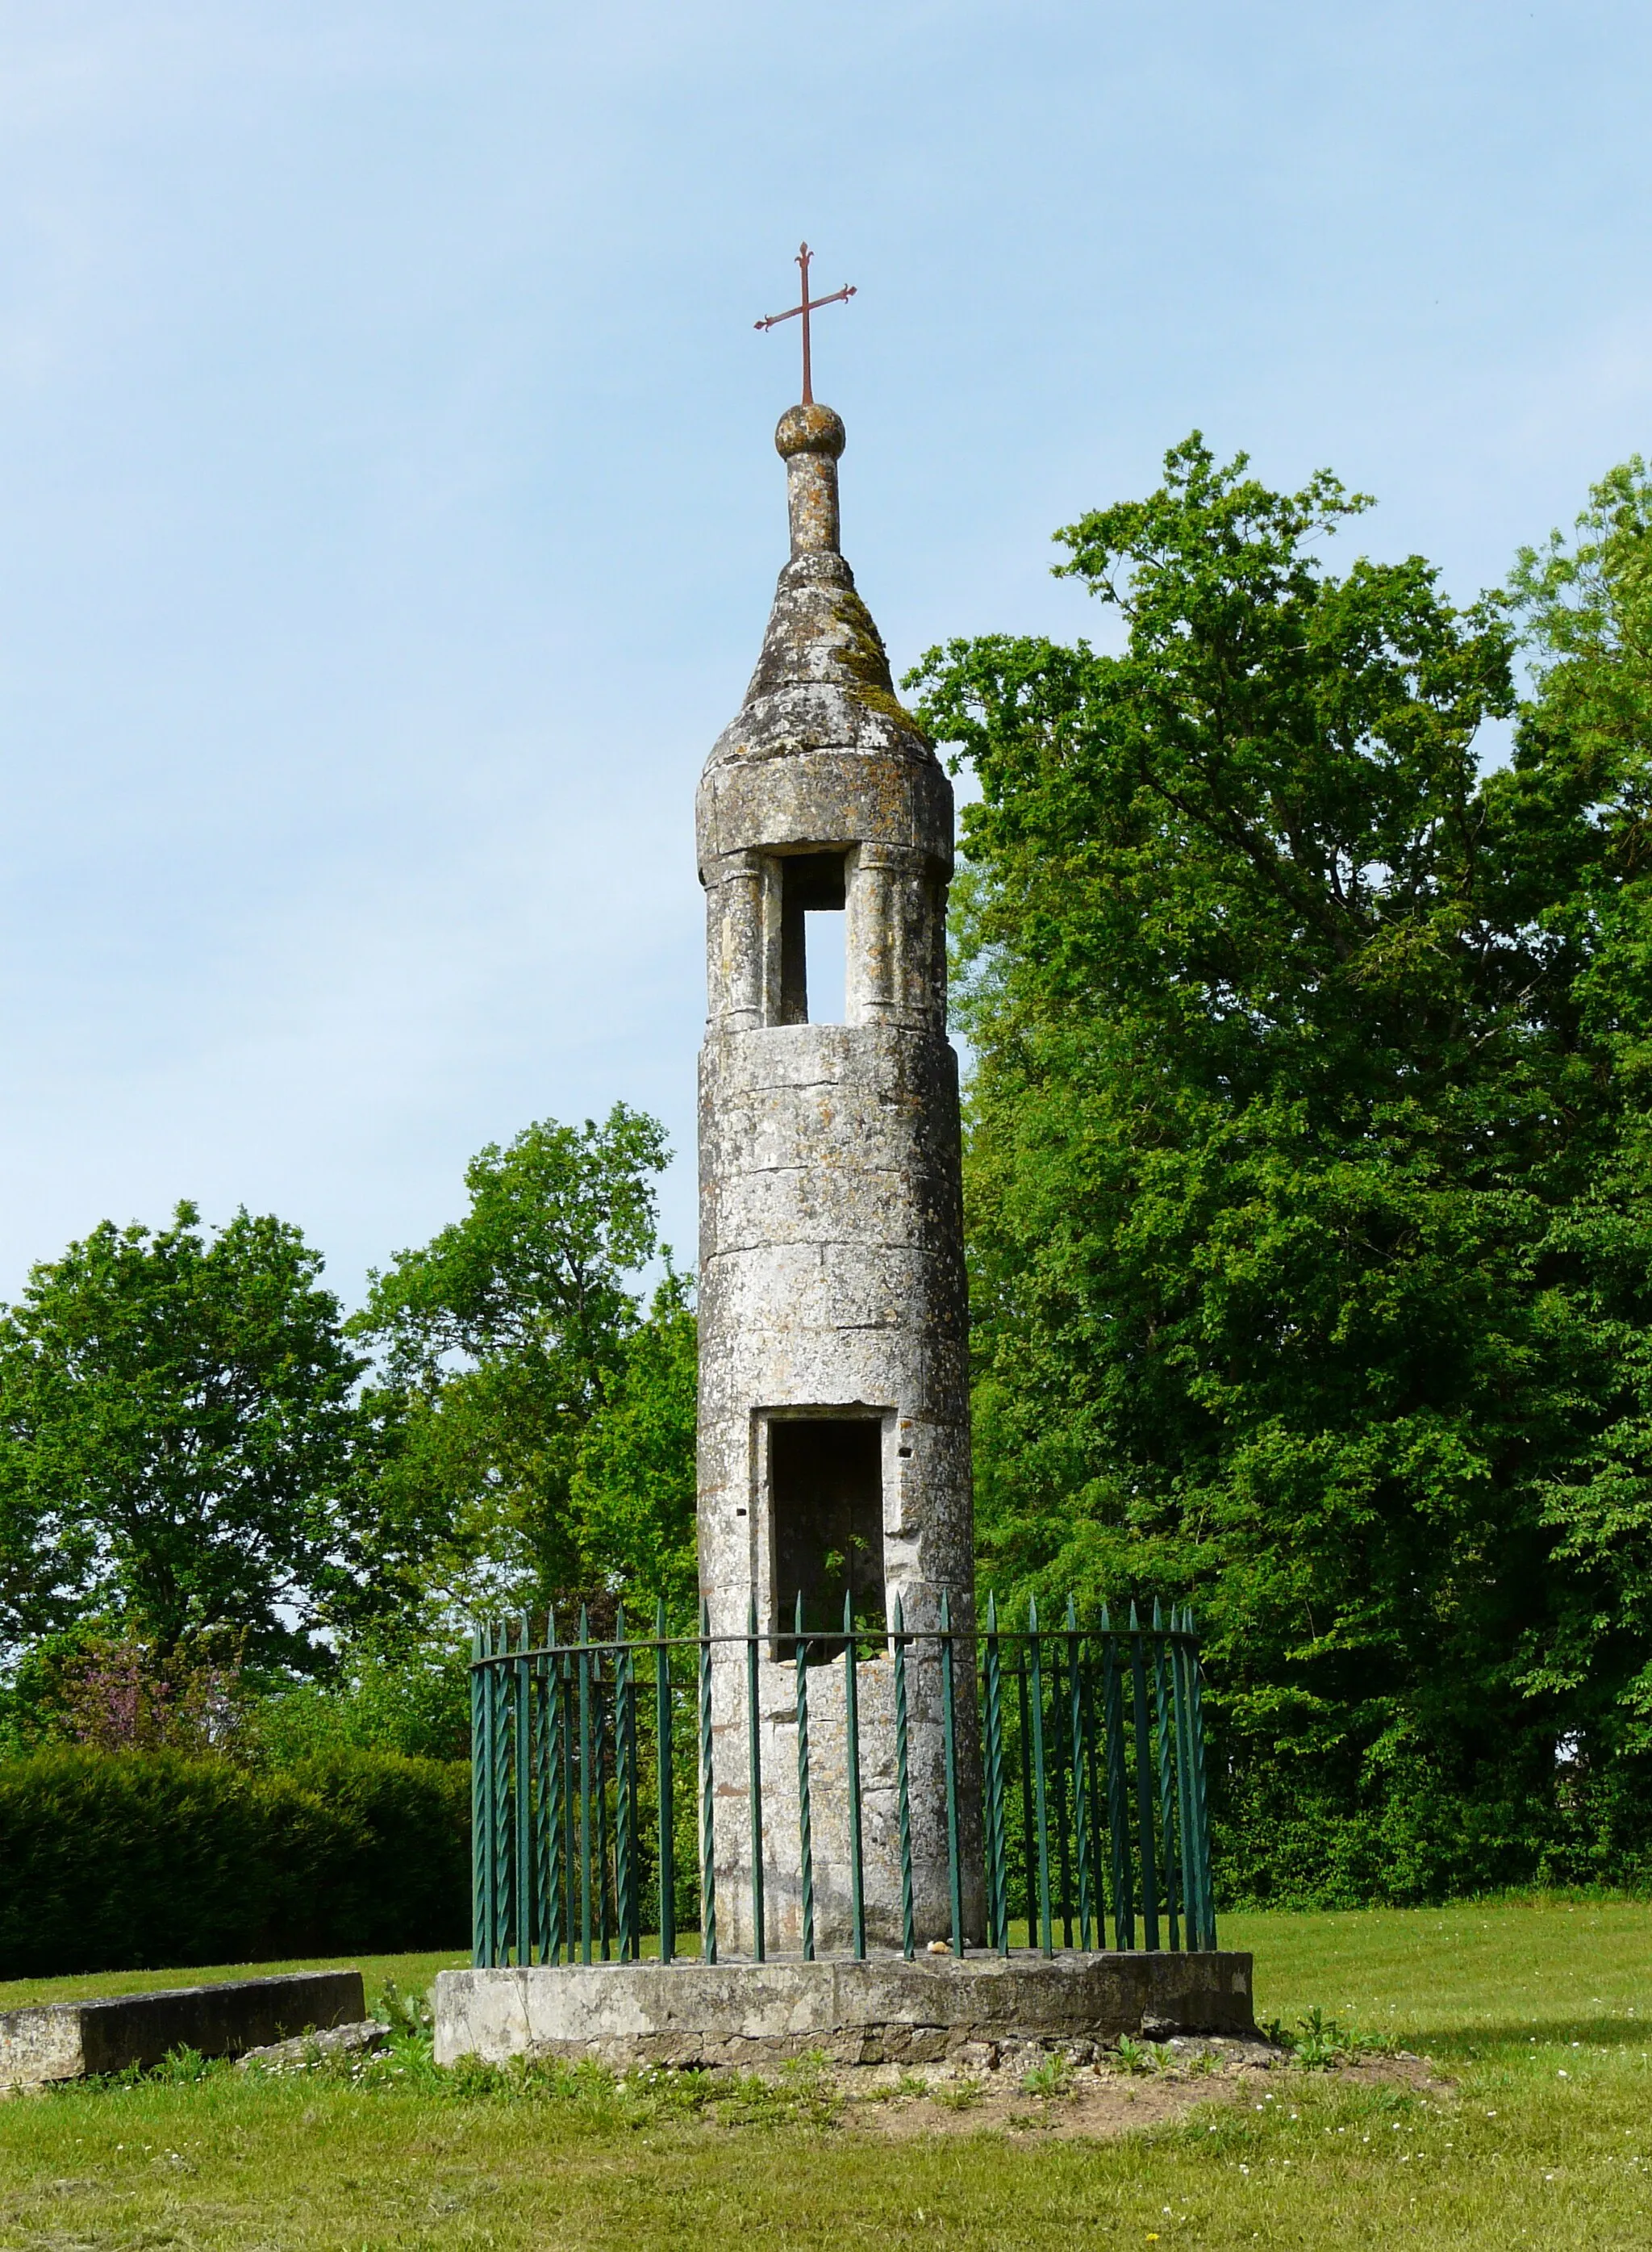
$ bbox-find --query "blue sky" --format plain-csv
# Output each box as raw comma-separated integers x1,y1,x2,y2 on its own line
1,0,1647,1303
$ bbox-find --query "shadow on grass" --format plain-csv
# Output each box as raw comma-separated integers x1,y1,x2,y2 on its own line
1413,2016,1652,2060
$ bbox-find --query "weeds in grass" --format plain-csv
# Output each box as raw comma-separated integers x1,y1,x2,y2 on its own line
1111,2035,1160,2075
932,2076,984,2111
106,2046,225,2090
372,1978,433,2037
703,2054,843,2129
156,2045,219,2085
1264,2006,1402,2070
1019,2054,1073,2099
895,2072,930,2099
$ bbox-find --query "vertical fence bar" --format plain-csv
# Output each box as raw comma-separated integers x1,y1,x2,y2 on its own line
941,1591,963,1957
1152,1602,1180,1953
699,1599,717,1965
515,1615,533,1968
1101,1609,1134,1949
490,1636,512,1968
1128,1605,1161,1951
1027,1599,1053,1957
559,1646,575,1966
626,1627,640,1960
844,1592,866,1962
595,1651,613,1962
656,1598,675,1965
795,1591,816,1962
1185,1611,1216,1949
1170,1611,1197,1950
1015,1654,1037,1946
615,1611,636,1963
893,1596,916,1961
1049,1637,1074,1949
746,1594,766,1963
544,1615,563,1966
578,1609,594,1966
534,1615,554,1966
532,1643,549,1965
1066,1599,1094,1951
982,1594,1009,1956
470,1627,488,1966
1082,1644,1106,1948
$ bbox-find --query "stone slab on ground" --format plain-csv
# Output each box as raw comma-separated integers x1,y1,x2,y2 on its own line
236,2018,390,2072
435,1950,1253,2070
0,1969,366,2090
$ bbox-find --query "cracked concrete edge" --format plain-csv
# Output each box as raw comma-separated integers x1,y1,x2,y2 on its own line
433,1952,1254,2068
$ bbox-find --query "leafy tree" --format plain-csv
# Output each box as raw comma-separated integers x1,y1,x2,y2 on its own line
0,1626,252,1759
911,435,1652,1901
0,1204,374,1671
248,1620,473,1765
1503,458,1652,1778
353,1105,697,1615
571,1271,699,1618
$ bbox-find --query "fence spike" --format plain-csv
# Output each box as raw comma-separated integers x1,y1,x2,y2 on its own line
656,1595,675,1965
893,1594,915,1960
745,1591,766,1962
699,1597,717,1965
940,1589,963,1957
1027,1595,1053,1955
843,1587,866,1961
795,1588,815,1962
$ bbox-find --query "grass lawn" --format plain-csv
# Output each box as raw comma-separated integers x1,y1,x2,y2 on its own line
1,1896,1649,2248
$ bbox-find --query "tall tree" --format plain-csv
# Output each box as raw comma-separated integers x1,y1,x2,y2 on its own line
0,1203,373,1669
911,435,1652,1901
570,1270,699,1618
353,1105,696,1614
1503,457,1652,1780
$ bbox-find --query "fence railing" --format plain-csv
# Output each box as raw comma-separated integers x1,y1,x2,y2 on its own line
469,1594,1216,1969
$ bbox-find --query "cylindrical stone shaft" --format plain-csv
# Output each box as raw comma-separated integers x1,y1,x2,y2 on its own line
695,400,984,1953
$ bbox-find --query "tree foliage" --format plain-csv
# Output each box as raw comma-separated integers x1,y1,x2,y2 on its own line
911,436,1652,1900
352,1105,697,1616
0,1204,374,1671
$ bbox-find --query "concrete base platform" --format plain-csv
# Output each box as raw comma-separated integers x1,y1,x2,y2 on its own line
0,1970,365,2091
435,1952,1254,2071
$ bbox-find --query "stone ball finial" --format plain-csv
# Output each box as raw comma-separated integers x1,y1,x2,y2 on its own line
775,403,846,461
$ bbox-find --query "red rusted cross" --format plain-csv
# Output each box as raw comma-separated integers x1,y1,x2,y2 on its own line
753,243,856,405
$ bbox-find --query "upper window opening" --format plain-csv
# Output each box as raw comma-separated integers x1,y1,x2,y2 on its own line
778,852,848,1024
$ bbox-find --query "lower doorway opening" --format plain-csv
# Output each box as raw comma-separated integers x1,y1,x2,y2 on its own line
769,1416,886,1662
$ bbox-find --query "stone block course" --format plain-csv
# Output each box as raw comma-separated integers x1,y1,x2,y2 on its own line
435,1952,1253,2073
0,1969,365,2090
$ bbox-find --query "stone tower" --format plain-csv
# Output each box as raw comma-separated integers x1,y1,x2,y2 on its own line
696,399,982,1953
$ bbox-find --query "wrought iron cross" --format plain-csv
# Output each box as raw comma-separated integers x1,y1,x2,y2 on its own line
753,243,856,404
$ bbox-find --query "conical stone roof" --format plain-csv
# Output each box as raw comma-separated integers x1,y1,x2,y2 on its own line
696,403,950,871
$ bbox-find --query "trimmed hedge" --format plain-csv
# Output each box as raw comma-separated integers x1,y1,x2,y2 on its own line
0,1748,469,1978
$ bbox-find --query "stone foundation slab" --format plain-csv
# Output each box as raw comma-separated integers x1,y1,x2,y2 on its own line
435,1951,1253,2071
0,1969,365,2090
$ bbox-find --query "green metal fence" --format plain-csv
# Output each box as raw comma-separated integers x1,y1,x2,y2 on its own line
469,1595,1216,1968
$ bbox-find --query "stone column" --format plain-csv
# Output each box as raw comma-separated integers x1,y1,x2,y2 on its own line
695,401,983,1953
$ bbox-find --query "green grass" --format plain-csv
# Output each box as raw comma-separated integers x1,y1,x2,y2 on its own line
2,1898,1650,2247
0,1951,470,2016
